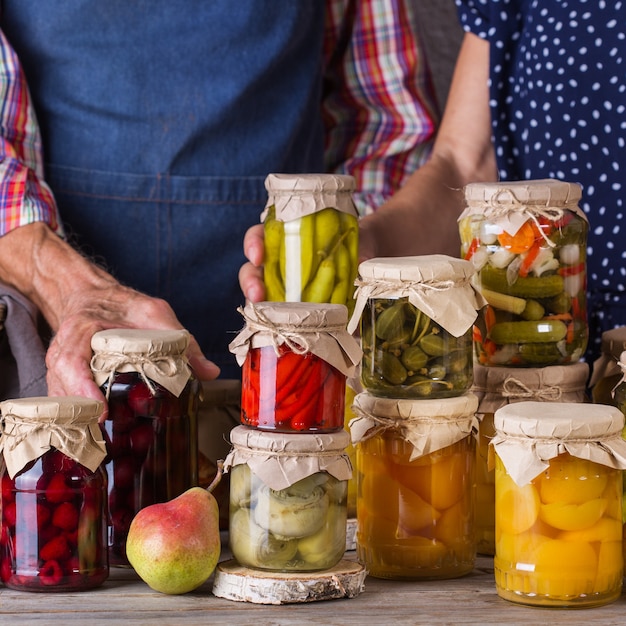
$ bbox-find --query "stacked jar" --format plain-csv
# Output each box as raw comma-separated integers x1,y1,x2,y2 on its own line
225,301,362,572
346,254,484,579
90,328,200,567
456,179,626,607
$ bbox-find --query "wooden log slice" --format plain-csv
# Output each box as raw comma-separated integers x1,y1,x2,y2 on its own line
212,558,367,605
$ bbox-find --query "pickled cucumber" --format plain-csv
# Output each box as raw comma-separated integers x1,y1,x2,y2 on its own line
481,266,564,298
488,320,568,344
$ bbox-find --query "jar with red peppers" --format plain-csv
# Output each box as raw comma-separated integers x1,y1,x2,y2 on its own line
228,302,362,433
0,396,109,592
459,179,588,367
90,328,200,567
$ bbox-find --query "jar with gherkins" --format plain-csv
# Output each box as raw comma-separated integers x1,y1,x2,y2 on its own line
350,391,479,580
262,173,359,314
471,362,589,557
492,401,626,608
459,179,588,367
223,425,352,572
590,327,626,405
347,255,485,399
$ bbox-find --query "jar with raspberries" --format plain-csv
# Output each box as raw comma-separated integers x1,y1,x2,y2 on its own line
90,328,200,567
0,396,109,592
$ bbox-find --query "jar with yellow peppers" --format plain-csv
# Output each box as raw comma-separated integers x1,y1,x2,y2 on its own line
262,173,359,315
224,425,353,572
459,179,588,367
471,362,589,556
350,391,478,580
590,327,626,405
347,255,484,399
492,401,626,608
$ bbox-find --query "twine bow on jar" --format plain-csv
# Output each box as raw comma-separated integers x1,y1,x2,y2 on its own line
501,376,562,402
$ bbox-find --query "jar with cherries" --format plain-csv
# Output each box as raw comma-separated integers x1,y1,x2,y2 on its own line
0,396,109,592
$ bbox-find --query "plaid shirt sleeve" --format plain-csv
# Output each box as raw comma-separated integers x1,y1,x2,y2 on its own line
323,0,439,215
0,29,62,237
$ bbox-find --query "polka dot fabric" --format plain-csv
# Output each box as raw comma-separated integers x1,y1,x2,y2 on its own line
455,0,626,359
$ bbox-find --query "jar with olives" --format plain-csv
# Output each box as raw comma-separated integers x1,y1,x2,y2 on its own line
262,173,359,315
0,396,109,592
459,179,588,367
492,401,626,608
347,255,484,399
590,327,626,405
224,425,352,572
90,328,200,567
471,362,589,556
351,391,478,580
228,301,362,433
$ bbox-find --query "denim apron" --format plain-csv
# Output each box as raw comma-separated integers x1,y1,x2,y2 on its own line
1,1,326,378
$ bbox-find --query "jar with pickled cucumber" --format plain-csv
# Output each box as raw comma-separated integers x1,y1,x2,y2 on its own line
492,401,626,608
91,329,200,567
0,397,109,592
347,255,484,399
229,301,362,433
223,426,352,572
459,179,588,367
590,327,626,405
262,173,359,315
350,391,478,580
471,362,589,556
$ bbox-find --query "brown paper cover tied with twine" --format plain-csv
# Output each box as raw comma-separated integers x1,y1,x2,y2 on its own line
589,326,626,388
472,362,589,415
0,396,107,479
347,255,486,338
261,173,358,223
228,301,362,379
90,328,192,398
492,401,626,487
460,179,587,239
223,425,352,491
349,391,478,462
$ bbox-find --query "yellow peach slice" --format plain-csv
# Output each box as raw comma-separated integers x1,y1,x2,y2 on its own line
496,472,540,535
559,517,622,543
539,498,607,532
538,454,609,505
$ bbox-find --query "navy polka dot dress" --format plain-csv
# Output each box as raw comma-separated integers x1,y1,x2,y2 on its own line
455,0,626,359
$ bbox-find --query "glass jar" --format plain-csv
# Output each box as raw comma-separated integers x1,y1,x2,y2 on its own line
459,179,588,366
471,362,589,556
229,301,362,433
492,401,626,608
91,328,200,567
351,391,478,580
347,255,483,399
262,173,359,315
224,425,352,572
590,327,626,405
0,396,109,592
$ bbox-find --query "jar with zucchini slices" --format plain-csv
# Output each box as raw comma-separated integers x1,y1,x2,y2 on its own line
229,301,362,433
492,401,626,608
347,255,484,399
223,426,352,572
459,179,588,366
350,391,478,580
262,173,359,315
471,362,589,557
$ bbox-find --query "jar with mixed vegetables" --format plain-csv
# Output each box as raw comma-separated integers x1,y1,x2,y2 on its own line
459,179,588,366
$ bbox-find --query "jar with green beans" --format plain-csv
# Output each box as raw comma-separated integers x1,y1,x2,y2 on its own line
347,255,484,399
459,179,588,367
262,173,359,316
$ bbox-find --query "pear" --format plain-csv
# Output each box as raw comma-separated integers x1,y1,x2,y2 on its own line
126,464,222,594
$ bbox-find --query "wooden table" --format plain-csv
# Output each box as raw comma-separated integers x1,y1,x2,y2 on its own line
2,551,626,625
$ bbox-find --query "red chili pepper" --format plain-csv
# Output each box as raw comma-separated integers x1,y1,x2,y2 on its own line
558,262,585,277
290,369,333,431
274,352,317,407
240,381,259,426
464,237,480,261
518,240,542,278
275,363,326,427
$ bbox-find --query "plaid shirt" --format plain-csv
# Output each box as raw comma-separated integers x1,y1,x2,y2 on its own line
0,0,437,235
